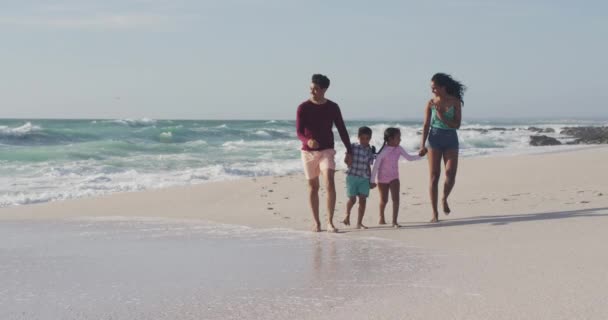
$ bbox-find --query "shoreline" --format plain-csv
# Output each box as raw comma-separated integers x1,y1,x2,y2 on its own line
2,147,608,318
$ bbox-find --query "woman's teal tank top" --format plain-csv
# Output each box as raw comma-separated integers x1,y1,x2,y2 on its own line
431,106,456,130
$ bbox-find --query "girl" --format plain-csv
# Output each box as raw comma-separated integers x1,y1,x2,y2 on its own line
370,127,422,228
418,73,466,223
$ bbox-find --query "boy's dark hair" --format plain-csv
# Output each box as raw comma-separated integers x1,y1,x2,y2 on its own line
358,126,372,137
312,74,330,89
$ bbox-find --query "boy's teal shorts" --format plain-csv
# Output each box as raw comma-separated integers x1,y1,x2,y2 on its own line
346,175,370,198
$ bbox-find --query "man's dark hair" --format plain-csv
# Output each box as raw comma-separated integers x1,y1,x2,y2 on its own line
312,74,330,89
358,126,372,137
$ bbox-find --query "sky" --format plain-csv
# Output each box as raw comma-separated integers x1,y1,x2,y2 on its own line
1,0,607,120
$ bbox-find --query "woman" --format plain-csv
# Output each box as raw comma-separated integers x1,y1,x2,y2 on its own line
419,73,466,223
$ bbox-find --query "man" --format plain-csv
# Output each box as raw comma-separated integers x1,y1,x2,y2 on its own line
296,74,352,232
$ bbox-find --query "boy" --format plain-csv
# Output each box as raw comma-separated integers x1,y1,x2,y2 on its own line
342,126,376,229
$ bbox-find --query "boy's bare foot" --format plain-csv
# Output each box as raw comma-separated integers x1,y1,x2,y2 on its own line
379,218,387,225
392,223,401,228
327,224,338,233
429,217,439,223
312,224,321,232
356,224,368,230
442,198,451,215
342,216,351,226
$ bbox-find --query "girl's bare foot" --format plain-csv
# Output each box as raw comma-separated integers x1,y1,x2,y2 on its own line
392,223,401,228
327,224,338,233
429,217,439,223
312,224,321,232
342,216,350,226
356,224,368,230
442,198,451,215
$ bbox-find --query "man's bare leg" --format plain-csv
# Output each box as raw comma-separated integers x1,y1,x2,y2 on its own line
323,169,338,232
343,196,356,226
307,177,321,232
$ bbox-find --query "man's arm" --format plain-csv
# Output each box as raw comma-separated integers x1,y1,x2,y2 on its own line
334,105,352,154
295,104,309,145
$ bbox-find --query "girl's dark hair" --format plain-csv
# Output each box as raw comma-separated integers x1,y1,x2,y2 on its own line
377,127,401,155
431,73,466,103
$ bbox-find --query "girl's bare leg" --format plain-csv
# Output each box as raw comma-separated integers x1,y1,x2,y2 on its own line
389,179,401,227
378,183,389,225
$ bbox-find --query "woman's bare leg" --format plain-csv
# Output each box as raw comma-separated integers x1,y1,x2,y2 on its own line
428,148,442,222
441,149,459,215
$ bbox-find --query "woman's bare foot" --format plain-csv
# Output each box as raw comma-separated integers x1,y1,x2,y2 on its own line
312,224,321,232
429,217,439,223
356,224,368,230
327,224,338,233
392,223,401,228
442,198,451,215
342,216,351,226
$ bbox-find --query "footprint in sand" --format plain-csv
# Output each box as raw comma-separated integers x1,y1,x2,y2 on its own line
579,201,590,204
267,207,274,210
596,192,603,197
282,216,291,220
284,197,289,200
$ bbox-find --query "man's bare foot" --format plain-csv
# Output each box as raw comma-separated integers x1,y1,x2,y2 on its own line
356,224,368,230
312,224,321,232
342,216,351,226
379,218,387,225
392,223,401,228
442,198,451,215
429,217,439,223
327,224,338,233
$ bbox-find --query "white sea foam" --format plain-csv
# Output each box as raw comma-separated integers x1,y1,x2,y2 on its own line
0,122,42,137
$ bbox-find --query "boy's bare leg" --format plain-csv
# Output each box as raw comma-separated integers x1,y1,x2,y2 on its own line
356,195,368,229
343,196,356,226
323,169,338,232
390,179,401,228
307,177,321,232
378,183,389,225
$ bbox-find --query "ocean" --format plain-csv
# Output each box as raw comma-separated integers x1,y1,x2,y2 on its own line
1,118,606,207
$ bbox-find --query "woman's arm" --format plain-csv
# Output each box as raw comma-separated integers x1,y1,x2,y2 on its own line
419,100,433,155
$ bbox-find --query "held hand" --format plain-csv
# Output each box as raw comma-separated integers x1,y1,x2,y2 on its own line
370,183,377,189
418,147,428,157
344,153,353,166
307,139,319,149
